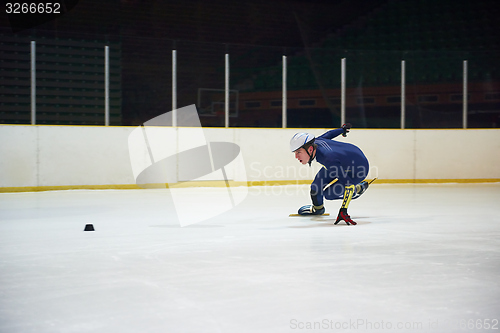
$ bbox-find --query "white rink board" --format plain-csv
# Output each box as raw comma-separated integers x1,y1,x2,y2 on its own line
0,125,499,189
0,125,38,187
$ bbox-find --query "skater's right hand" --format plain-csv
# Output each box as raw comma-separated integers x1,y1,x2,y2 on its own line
342,123,351,137
298,204,325,215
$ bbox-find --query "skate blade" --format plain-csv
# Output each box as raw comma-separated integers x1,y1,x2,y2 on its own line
289,213,330,217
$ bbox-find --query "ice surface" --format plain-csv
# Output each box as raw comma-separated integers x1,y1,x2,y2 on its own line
0,184,499,333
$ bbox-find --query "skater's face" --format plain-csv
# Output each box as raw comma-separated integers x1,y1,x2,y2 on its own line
294,146,314,165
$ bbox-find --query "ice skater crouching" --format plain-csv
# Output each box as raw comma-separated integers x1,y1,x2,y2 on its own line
290,124,372,225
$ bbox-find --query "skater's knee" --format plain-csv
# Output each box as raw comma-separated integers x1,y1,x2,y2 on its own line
324,183,345,200
324,193,343,200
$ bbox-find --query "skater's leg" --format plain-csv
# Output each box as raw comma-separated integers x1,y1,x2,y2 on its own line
335,185,357,225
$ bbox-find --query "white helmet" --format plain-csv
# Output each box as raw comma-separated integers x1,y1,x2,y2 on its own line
290,132,315,152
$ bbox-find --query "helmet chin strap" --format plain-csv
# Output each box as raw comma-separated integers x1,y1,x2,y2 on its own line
306,146,316,166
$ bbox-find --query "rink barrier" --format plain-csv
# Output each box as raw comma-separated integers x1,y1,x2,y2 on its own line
1,179,499,193
1,125,499,192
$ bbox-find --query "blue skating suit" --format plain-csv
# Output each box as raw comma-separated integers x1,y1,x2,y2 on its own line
310,128,369,207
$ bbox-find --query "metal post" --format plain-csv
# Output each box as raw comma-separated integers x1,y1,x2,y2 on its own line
104,46,110,126
172,49,177,126
282,55,287,128
30,41,36,125
401,60,406,129
341,58,346,126
225,53,229,128
463,60,467,129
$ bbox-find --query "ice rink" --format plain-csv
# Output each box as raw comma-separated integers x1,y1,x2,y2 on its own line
1,183,499,333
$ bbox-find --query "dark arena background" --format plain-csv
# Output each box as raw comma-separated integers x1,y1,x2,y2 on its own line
1,0,499,128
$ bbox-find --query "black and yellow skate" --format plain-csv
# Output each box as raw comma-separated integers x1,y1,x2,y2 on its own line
352,178,377,200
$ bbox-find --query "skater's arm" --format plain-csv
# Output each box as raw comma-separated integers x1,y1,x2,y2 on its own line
310,171,326,208
319,124,351,140
318,128,344,140
310,167,337,208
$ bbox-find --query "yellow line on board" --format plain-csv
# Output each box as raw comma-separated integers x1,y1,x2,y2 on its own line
0,184,144,193
1,179,499,193
374,179,500,184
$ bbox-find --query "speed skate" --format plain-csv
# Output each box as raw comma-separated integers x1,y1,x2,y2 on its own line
289,178,377,218
289,213,330,217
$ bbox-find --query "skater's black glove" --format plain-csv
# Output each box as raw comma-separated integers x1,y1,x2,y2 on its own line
342,123,351,137
298,204,325,215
